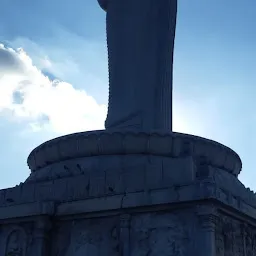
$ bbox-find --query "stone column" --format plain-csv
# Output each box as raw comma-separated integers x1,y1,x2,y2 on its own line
119,214,131,256
103,0,177,131
32,216,51,256
197,205,218,256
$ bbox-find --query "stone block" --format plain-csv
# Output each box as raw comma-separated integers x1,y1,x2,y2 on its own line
89,174,106,198
51,163,71,179
65,175,90,201
71,175,90,200
172,136,183,157
150,188,178,205
57,195,124,215
99,155,122,172
122,165,145,193
218,188,229,203
105,169,124,195
178,185,195,201
58,137,77,159
34,167,51,182
163,156,195,187
45,143,59,164
20,183,35,203
145,163,163,190
61,162,84,176
148,134,172,156
193,140,207,158
210,146,226,168
122,192,146,208
224,152,235,173
35,146,46,169
99,132,124,154
77,134,99,156
79,157,99,173
122,155,145,168
5,186,21,205
148,155,163,166
123,133,148,153
53,178,68,202
35,181,54,201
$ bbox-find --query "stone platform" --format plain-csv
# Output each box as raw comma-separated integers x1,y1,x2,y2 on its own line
0,131,256,255
26,130,241,181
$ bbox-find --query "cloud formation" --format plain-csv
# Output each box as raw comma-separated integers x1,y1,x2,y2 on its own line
0,44,107,134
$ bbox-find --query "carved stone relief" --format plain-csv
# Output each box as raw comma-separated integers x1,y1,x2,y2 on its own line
4,227,27,256
244,225,256,256
215,215,256,256
52,217,119,256
130,212,189,256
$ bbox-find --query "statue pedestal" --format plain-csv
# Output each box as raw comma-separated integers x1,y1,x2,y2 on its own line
0,131,256,255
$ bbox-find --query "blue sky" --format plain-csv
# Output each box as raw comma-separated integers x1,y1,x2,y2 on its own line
0,0,255,189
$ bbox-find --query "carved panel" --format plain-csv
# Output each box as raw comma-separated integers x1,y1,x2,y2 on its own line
130,212,189,256
244,225,256,256
52,217,119,256
4,227,27,256
215,215,256,256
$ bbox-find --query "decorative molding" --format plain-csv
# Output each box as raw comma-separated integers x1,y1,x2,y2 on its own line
197,205,218,232
27,131,241,176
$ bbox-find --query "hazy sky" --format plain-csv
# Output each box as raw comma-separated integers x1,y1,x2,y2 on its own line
0,0,255,189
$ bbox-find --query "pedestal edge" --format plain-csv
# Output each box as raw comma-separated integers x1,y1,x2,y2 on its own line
27,131,242,176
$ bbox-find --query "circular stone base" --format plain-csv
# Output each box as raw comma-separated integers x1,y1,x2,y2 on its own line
27,131,242,179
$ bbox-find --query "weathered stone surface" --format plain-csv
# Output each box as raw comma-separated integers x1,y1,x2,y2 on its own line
215,213,256,256
130,212,190,255
51,217,119,256
0,225,29,256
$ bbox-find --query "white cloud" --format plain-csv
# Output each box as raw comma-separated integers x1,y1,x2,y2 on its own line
0,42,219,138
0,44,107,134
0,42,228,141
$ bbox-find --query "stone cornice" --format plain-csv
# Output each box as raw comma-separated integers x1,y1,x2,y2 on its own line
0,184,256,223
27,131,242,176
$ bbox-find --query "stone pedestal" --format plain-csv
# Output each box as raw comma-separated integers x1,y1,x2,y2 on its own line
0,131,255,255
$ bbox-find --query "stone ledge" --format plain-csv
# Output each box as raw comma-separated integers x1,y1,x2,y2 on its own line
27,131,242,176
0,201,55,220
1,183,256,221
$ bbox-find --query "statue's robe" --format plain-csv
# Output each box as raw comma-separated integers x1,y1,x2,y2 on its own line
104,0,177,131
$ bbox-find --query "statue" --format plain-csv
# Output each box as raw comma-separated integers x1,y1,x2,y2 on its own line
98,0,177,132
